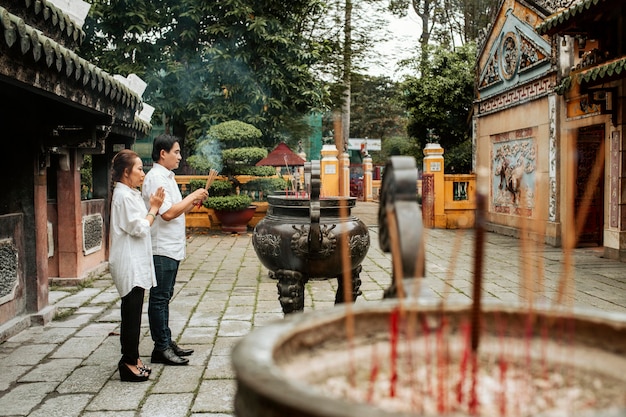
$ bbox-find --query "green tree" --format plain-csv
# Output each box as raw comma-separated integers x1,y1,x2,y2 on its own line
80,0,331,158
349,74,407,140
310,0,390,150
400,43,475,173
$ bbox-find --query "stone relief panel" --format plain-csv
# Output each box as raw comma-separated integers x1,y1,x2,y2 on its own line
82,213,103,255
492,130,537,217
548,94,557,222
0,239,19,305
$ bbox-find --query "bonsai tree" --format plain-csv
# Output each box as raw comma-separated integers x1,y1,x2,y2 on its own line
187,120,276,211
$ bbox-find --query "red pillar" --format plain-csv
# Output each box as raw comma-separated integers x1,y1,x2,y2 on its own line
34,163,49,310
56,149,82,278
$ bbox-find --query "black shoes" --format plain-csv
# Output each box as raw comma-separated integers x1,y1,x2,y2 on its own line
118,360,149,382
171,341,194,357
151,347,189,365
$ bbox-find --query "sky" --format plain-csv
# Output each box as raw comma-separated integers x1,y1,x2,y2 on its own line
366,7,421,79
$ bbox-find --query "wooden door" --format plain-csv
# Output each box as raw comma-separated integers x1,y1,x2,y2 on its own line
575,125,605,246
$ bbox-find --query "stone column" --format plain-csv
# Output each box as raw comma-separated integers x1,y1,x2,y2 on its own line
363,155,373,201
423,143,446,228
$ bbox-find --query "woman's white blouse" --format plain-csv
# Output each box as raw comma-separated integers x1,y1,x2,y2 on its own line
109,182,157,297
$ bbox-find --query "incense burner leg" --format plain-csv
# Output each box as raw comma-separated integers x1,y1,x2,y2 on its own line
274,269,306,314
334,265,363,304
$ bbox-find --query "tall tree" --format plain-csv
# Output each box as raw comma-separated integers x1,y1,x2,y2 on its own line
400,43,475,173
311,1,389,149
348,74,407,140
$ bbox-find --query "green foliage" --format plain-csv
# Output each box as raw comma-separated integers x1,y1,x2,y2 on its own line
189,179,233,197
241,177,289,200
208,121,263,148
80,155,93,200
324,74,408,142
80,0,332,147
222,147,267,167
204,195,253,211
378,136,422,166
400,43,476,173
349,75,408,139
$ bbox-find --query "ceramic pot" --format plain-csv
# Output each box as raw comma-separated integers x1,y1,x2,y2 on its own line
214,205,257,234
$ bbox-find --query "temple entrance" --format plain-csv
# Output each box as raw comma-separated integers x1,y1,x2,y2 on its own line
575,125,605,246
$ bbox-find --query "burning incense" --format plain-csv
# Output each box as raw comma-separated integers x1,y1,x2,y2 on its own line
195,169,219,208
205,168,219,190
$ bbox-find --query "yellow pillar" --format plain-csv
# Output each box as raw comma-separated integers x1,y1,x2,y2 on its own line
363,155,373,201
339,151,350,197
320,144,339,197
298,151,307,191
423,143,446,228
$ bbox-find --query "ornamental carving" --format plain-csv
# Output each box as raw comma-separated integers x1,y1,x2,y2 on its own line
501,32,519,80
290,224,337,258
0,239,18,302
252,233,281,257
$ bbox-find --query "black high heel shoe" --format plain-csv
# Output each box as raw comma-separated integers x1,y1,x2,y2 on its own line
118,360,149,382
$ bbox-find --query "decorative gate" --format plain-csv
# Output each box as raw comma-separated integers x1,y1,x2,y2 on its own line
576,125,605,246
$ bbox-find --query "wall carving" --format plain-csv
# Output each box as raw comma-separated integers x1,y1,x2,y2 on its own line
0,239,18,305
491,130,537,217
82,213,103,255
479,78,552,114
548,94,557,222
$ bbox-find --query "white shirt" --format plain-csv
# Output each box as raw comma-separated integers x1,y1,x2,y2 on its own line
109,182,157,297
142,163,186,260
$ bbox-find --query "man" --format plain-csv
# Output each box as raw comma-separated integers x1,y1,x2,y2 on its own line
142,134,208,365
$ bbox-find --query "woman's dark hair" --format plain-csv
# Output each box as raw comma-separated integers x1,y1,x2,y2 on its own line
151,133,180,162
111,149,140,183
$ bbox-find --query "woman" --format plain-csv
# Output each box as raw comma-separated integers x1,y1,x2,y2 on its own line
109,149,165,382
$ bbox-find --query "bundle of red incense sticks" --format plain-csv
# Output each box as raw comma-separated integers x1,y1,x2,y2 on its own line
205,168,219,189
195,169,219,208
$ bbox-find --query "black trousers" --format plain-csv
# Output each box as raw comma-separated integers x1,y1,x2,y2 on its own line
120,286,145,364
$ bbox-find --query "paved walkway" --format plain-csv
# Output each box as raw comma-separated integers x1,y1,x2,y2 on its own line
0,202,624,416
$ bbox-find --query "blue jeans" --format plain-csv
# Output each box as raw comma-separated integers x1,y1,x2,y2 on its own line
149,255,180,351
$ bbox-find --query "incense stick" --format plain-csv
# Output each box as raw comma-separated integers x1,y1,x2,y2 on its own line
205,168,219,190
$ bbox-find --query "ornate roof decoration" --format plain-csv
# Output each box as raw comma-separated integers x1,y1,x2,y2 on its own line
535,0,609,35
0,5,142,116
478,9,551,97
554,56,626,94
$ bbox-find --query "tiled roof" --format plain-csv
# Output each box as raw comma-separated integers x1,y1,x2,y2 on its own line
256,142,306,166
0,5,142,120
7,0,86,46
535,0,608,35
554,56,626,94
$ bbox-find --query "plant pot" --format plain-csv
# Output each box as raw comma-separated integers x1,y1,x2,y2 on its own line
214,205,257,234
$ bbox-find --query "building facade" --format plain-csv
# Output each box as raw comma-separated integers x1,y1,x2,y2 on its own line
0,1,150,340
474,0,625,261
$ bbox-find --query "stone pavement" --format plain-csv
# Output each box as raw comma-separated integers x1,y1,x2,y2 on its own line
0,201,625,416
